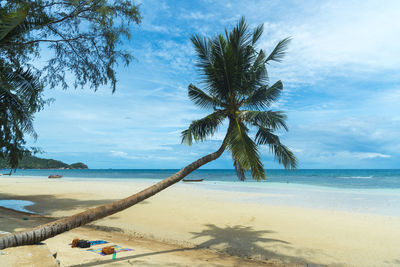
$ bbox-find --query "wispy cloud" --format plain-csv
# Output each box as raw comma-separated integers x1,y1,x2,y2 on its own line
27,0,400,169
353,153,391,160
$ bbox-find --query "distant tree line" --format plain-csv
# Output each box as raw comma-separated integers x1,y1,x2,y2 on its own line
0,154,88,170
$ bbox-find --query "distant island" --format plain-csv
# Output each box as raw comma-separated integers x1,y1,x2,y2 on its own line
0,155,88,170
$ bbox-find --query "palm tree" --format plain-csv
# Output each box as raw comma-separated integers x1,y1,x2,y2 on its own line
0,17,296,249
182,17,296,180
0,7,46,171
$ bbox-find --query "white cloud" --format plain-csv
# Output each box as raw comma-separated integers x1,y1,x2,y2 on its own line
259,0,400,83
353,152,391,159
181,11,214,20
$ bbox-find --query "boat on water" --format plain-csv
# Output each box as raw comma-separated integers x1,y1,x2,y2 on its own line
48,175,63,179
182,178,204,182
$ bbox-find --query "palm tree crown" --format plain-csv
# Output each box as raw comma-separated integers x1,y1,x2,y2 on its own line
182,17,297,181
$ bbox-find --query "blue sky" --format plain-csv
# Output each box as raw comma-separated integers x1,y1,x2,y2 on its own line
28,0,400,169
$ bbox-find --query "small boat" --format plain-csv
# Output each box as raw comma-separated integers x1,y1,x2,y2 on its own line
182,178,204,182
48,175,62,179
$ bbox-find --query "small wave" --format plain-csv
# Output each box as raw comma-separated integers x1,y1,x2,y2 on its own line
337,176,373,179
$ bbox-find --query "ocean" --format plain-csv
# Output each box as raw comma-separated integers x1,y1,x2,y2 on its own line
6,169,400,189
1,169,400,216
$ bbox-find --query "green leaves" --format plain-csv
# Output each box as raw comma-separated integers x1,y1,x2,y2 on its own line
266,37,292,63
0,7,27,41
252,24,264,46
1,1,141,91
240,110,288,131
0,6,46,169
0,1,142,169
0,67,44,169
255,127,297,170
188,84,224,109
181,111,226,146
186,17,297,180
226,119,265,180
243,80,283,109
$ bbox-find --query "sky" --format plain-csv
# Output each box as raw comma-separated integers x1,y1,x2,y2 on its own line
27,0,400,169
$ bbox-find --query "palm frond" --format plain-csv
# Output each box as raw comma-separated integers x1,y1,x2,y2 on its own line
243,80,283,109
6,67,43,110
240,49,268,95
233,158,246,181
0,8,27,41
188,83,224,109
0,65,43,141
226,119,265,180
197,34,231,101
252,24,264,45
0,87,37,139
0,7,50,46
230,16,251,49
190,34,211,70
181,110,226,145
266,37,291,63
255,127,297,169
239,110,288,131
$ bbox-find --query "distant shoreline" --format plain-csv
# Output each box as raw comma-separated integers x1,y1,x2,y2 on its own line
5,169,400,190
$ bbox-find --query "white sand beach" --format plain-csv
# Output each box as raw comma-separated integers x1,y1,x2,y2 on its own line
1,176,400,266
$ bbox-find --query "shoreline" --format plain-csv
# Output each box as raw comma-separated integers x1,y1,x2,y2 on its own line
3,175,400,216
4,173,400,190
1,176,400,266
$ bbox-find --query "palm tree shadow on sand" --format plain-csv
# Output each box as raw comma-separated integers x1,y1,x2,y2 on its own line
190,224,323,266
70,224,325,267
191,224,288,257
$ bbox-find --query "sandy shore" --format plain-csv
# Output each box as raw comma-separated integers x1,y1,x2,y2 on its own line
1,176,400,266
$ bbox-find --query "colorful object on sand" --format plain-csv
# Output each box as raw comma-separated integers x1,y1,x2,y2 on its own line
87,245,133,256
70,240,109,247
77,240,91,248
101,246,115,255
89,240,109,246
71,238,79,248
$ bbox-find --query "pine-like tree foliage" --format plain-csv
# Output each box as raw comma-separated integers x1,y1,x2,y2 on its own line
182,17,297,180
0,2,141,169
1,1,141,91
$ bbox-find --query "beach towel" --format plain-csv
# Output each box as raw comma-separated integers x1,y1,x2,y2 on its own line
87,245,133,256
89,240,109,246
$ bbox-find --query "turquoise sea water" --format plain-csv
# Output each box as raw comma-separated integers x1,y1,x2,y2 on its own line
2,169,400,216
5,169,400,189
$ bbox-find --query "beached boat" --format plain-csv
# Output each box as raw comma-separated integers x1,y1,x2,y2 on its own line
48,175,63,179
182,178,204,182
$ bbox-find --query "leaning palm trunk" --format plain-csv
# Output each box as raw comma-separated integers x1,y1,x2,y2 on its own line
0,143,226,250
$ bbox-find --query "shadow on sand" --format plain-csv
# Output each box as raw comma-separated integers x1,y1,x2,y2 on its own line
0,192,149,215
69,224,325,267
0,192,148,233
